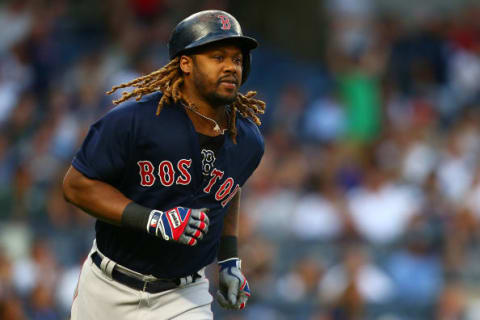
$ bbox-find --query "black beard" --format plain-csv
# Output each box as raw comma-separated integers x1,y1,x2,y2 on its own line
204,90,237,108
191,60,238,108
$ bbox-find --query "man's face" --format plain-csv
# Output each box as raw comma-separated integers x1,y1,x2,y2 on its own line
189,43,243,107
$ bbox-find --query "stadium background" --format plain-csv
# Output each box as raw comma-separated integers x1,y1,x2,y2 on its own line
1,0,480,319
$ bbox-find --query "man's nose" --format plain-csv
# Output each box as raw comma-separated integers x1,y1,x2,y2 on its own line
222,58,237,73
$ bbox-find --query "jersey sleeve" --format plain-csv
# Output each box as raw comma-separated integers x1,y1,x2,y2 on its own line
240,120,265,186
72,105,135,183
249,124,265,174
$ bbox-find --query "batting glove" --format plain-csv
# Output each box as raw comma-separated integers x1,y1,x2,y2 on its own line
217,258,251,310
146,207,209,246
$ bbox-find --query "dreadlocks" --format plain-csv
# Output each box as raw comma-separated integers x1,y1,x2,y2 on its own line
106,57,266,143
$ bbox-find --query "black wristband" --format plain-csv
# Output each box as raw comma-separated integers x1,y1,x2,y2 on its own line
121,202,152,231
218,235,238,261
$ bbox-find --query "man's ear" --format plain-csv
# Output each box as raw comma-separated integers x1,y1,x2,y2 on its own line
179,55,193,75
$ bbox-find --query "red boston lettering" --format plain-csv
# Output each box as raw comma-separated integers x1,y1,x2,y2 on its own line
176,159,192,185
215,177,234,201
137,160,156,187
203,169,224,193
159,160,175,187
221,184,240,207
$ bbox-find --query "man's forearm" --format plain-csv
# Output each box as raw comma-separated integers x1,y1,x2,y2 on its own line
62,165,131,225
218,190,241,260
63,165,210,246
221,189,241,236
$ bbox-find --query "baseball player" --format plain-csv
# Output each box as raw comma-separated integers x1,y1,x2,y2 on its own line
62,10,265,320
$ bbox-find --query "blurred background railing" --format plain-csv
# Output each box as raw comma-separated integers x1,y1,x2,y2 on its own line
1,0,480,319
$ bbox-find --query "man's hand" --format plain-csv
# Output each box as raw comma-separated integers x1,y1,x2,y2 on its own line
217,258,250,310
147,207,209,246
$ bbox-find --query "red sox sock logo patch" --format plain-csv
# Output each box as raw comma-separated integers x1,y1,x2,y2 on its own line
217,15,231,30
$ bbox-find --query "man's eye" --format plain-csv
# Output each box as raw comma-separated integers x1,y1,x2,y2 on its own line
213,55,223,61
233,57,243,64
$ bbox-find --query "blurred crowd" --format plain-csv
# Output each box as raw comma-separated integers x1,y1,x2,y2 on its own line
1,0,480,319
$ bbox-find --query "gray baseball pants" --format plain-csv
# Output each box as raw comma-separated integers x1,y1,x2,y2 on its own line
70,244,213,320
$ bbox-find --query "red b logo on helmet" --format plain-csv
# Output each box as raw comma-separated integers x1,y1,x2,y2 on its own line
217,15,231,30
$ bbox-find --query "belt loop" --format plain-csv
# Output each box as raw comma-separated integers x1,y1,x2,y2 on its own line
178,271,202,286
93,240,116,279
100,254,116,279
179,275,192,286
193,272,201,282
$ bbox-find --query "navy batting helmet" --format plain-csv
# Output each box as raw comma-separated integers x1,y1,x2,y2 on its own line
168,10,258,84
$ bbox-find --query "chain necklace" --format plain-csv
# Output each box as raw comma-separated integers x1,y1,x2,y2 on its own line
182,103,226,135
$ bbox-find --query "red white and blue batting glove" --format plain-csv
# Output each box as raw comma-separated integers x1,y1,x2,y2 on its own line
217,258,251,310
147,207,209,246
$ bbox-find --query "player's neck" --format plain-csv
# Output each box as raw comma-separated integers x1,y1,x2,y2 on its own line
182,81,228,120
181,85,228,136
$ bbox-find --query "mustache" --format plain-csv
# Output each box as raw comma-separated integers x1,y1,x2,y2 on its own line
217,75,239,86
